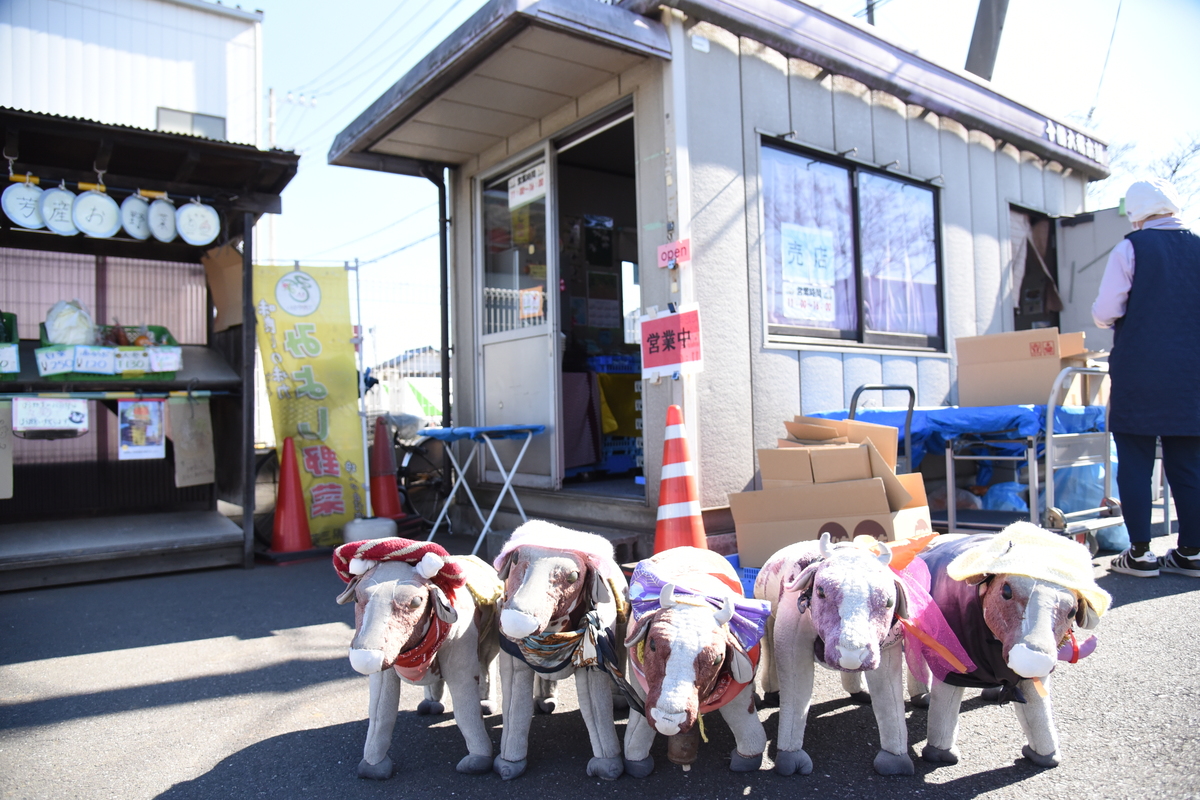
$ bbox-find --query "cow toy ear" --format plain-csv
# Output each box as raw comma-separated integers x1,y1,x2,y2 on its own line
728,642,755,684
589,568,612,605
624,614,650,649
892,579,909,620
430,585,459,624
495,551,516,580
1076,600,1101,630
783,562,819,595
336,576,360,606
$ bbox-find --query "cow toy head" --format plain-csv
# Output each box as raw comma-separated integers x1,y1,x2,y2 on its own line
626,547,765,737
493,521,619,641
947,522,1108,681
335,547,460,675
783,534,908,672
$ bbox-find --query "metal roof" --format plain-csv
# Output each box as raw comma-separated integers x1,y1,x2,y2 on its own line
328,0,670,177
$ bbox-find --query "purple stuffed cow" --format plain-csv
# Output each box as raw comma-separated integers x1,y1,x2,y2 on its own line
913,523,1110,767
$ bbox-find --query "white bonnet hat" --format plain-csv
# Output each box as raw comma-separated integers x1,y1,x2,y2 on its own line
1125,178,1181,223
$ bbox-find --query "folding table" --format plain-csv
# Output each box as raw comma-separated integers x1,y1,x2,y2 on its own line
418,424,546,555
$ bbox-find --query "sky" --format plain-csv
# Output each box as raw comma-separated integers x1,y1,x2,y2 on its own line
252,0,1200,364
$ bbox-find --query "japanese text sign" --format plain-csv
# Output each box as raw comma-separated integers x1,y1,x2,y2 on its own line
507,163,547,210
13,397,89,432
255,264,366,544
35,345,75,377
519,286,544,319
639,306,703,379
0,343,18,374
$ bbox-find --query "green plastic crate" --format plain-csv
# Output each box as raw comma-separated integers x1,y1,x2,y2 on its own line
0,312,16,380
37,323,181,382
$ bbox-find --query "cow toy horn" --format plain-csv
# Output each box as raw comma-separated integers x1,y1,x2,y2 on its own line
819,531,833,559
714,595,734,625
660,583,678,608
876,541,893,567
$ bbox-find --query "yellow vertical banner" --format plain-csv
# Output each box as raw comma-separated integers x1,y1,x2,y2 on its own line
255,264,365,545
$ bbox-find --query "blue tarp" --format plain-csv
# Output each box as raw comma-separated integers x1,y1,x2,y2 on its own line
810,405,1106,469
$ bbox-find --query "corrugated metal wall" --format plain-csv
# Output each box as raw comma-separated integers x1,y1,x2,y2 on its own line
0,0,259,145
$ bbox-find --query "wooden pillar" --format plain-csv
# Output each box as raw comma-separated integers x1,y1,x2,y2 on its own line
241,213,256,568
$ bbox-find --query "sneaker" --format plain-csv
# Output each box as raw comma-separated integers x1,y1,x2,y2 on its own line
1159,549,1200,578
1110,548,1159,578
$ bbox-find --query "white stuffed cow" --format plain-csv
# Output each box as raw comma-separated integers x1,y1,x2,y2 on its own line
333,538,501,778
492,521,629,780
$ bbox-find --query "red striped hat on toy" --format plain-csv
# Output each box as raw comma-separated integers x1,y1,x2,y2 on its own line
332,537,465,595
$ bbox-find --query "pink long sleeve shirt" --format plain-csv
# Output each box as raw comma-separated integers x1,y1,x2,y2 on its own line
1092,215,1188,328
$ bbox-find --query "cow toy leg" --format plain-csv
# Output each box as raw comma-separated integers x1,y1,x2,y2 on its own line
443,664,494,773
922,680,965,764
842,670,871,704
772,610,817,776
1013,676,1061,767
359,669,403,779
417,680,445,715
717,683,766,772
863,643,913,775
575,668,624,779
534,675,558,715
622,706,657,777
495,652,535,779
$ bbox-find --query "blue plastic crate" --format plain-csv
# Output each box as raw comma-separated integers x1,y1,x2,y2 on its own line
740,567,760,599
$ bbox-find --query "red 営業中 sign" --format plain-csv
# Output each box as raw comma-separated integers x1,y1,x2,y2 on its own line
639,306,703,379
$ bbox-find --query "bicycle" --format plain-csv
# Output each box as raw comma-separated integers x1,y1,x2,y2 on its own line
391,423,452,529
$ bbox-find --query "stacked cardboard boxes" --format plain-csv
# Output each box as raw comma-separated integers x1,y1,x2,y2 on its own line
729,416,932,569
956,327,1108,408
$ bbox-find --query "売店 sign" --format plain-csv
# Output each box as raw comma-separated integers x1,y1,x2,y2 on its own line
508,164,547,210
639,305,703,380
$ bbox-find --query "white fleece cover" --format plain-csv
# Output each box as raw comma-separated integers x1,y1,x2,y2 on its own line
946,522,1111,617
493,520,620,582
1126,178,1181,223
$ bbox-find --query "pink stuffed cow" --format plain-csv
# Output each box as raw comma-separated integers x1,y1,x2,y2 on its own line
333,538,501,779
912,523,1109,767
622,547,770,776
756,533,914,776
492,521,629,780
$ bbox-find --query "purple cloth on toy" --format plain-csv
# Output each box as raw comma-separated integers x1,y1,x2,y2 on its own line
628,560,771,651
894,556,977,682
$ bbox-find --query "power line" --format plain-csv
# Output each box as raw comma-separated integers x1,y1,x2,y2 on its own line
291,0,472,151
360,232,446,267
288,0,418,95
306,202,437,257
1086,0,1122,126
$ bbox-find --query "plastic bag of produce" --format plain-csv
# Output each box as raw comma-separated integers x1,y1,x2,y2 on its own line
45,300,95,345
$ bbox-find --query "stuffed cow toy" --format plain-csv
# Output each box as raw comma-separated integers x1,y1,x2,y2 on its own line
333,538,502,778
622,546,770,776
491,520,629,780
912,523,1110,767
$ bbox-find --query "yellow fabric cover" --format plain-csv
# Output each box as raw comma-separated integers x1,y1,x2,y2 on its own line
451,554,503,607
596,373,640,437
945,522,1111,617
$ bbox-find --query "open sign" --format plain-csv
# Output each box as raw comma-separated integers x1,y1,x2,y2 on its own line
656,238,692,269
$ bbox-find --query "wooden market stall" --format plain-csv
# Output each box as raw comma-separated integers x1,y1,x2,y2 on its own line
0,107,298,591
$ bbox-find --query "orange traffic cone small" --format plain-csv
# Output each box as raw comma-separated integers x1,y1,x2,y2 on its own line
272,436,313,553
369,415,406,520
654,404,707,553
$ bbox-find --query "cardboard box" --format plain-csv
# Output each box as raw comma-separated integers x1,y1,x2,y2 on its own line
788,416,899,471
956,327,1100,407
735,442,927,568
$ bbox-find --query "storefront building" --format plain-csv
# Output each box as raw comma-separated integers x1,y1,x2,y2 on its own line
330,0,1112,555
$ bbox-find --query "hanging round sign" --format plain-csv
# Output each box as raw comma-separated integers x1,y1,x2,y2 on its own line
39,185,78,236
72,190,122,238
120,194,152,240
175,199,220,246
2,180,45,229
148,196,177,243
274,270,322,316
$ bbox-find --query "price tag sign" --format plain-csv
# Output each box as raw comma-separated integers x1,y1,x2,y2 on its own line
148,346,183,372
0,343,18,374
13,397,89,432
35,345,75,376
115,347,151,374
75,345,117,375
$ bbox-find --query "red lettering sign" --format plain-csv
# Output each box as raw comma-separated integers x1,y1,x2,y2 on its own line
656,238,692,269
1029,340,1056,358
640,308,703,377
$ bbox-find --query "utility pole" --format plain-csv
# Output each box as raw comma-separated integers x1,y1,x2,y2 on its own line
267,87,277,263
866,0,877,25
964,0,1011,81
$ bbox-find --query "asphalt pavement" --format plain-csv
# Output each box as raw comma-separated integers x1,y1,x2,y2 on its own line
1,534,1198,800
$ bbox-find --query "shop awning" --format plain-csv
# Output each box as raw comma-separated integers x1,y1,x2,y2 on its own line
328,0,670,177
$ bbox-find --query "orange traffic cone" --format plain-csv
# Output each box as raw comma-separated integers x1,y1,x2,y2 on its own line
369,415,406,520
654,404,707,553
272,436,313,553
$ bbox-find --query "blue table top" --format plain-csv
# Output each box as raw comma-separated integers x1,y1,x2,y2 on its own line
420,424,546,443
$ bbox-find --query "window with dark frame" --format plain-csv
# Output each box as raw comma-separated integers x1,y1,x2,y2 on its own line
156,107,226,141
761,141,943,349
